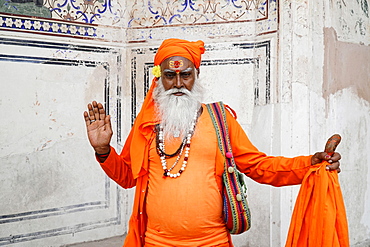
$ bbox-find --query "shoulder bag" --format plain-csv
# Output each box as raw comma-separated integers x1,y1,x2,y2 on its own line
206,101,251,234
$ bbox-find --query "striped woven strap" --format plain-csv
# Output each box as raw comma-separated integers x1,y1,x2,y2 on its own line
206,102,251,233
206,102,233,170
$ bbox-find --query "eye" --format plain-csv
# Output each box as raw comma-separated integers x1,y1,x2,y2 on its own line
164,73,175,79
181,72,191,78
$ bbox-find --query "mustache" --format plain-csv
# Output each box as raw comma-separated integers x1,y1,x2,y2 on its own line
164,88,190,96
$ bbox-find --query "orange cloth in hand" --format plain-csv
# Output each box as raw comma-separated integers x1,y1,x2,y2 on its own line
286,163,349,247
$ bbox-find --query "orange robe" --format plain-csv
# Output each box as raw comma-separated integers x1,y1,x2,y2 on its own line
145,106,229,246
99,104,312,247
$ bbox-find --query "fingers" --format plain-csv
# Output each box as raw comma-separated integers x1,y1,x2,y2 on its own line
83,111,91,126
324,152,342,173
311,151,342,173
326,161,341,173
313,151,341,162
85,101,107,124
88,102,95,122
92,101,100,121
98,102,106,121
330,152,341,162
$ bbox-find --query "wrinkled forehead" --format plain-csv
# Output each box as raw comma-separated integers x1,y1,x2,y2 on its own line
161,56,195,72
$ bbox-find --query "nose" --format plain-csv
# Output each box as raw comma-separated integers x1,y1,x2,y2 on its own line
174,73,183,88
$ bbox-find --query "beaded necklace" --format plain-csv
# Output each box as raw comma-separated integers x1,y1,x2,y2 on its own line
156,108,201,178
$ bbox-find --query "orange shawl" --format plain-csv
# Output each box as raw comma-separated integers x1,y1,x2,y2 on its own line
286,163,349,247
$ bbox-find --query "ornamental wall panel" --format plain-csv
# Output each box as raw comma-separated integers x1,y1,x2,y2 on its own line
0,38,128,246
126,0,278,41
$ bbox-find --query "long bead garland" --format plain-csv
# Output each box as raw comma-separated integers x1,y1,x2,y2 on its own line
158,110,199,178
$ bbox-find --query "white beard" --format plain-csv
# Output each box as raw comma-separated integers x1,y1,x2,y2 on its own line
153,78,204,140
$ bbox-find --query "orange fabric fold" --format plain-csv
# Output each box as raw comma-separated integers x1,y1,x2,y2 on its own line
285,163,349,247
129,79,158,179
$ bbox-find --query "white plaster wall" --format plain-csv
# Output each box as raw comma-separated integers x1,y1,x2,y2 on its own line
0,34,129,246
232,0,370,246
324,1,370,245
276,1,370,246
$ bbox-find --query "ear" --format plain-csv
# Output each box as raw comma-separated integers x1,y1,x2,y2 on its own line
196,68,200,77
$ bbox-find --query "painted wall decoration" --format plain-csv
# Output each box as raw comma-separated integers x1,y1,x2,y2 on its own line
0,0,121,24
0,0,123,40
128,0,273,27
1,0,278,41
126,0,278,41
0,13,98,38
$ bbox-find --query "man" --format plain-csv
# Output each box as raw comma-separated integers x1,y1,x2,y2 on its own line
83,39,341,247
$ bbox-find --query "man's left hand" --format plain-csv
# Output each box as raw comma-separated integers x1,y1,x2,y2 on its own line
311,152,341,173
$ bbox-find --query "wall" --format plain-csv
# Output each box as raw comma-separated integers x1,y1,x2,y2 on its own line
276,1,370,246
322,1,370,245
0,0,129,245
0,0,369,246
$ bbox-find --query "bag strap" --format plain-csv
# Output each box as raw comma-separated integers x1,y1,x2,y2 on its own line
206,101,248,198
206,102,251,233
206,101,235,171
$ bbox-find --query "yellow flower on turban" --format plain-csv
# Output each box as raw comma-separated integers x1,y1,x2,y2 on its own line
152,65,161,78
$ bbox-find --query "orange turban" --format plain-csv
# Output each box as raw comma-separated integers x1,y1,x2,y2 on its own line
154,38,205,68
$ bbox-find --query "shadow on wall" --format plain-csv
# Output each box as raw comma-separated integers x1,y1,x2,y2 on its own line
0,0,51,18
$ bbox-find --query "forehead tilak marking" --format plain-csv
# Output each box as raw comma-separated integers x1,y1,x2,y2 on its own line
169,60,184,69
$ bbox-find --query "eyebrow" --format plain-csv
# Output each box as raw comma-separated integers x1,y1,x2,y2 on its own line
163,68,193,73
181,68,193,73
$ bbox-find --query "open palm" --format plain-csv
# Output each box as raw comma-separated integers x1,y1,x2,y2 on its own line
83,101,113,154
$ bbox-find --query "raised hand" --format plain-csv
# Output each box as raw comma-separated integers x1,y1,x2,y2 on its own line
83,101,113,155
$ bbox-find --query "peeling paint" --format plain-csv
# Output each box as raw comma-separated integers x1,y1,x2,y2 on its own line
323,27,370,105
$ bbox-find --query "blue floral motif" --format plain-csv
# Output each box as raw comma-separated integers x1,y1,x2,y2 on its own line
169,14,181,24
148,0,159,15
222,0,242,8
44,0,116,23
98,0,113,14
155,15,167,25
178,0,198,12
57,0,80,10
127,0,274,29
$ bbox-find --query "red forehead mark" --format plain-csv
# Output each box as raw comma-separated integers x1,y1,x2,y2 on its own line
174,61,181,67
176,70,180,74
169,60,184,69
